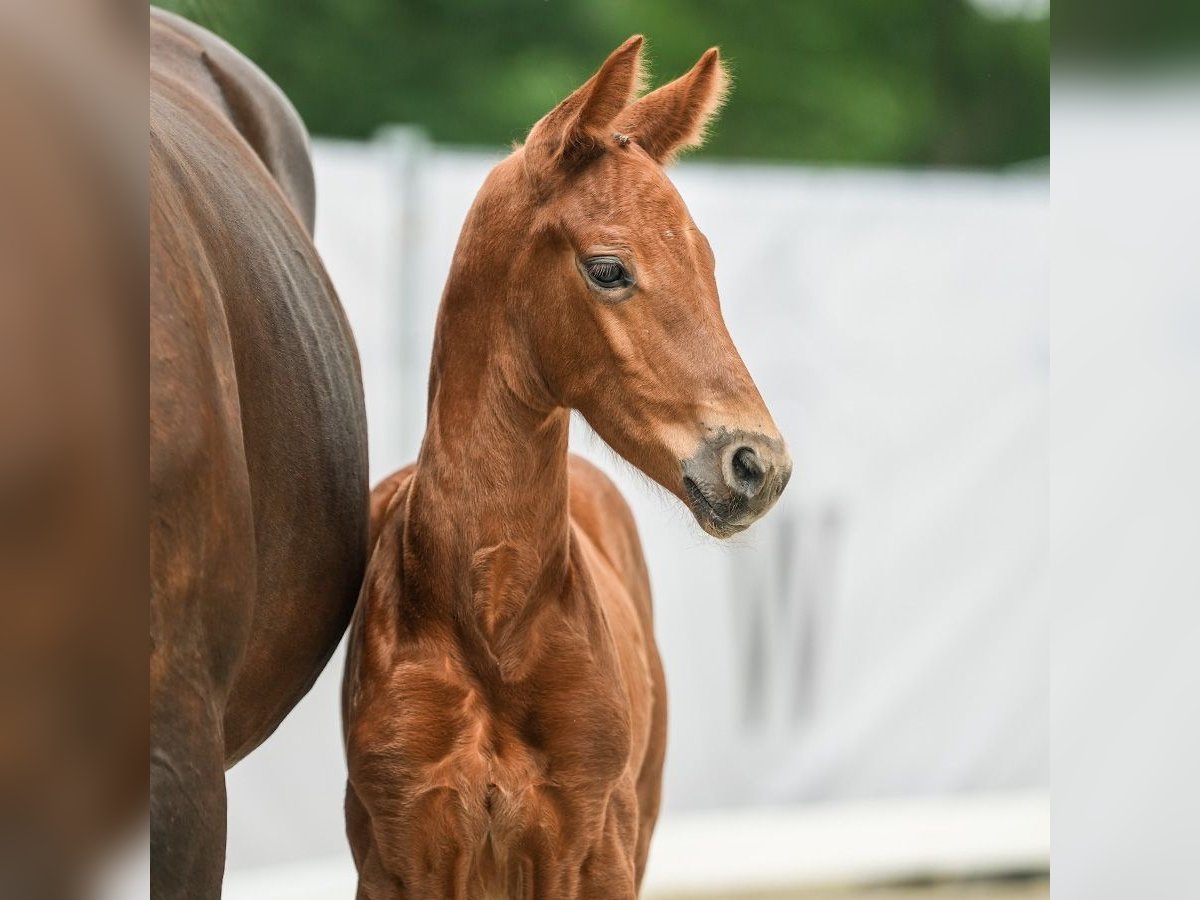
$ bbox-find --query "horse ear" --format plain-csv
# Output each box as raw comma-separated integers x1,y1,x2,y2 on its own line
525,35,645,177
616,47,728,164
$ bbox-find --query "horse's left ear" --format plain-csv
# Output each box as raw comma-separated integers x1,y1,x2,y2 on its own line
616,48,729,164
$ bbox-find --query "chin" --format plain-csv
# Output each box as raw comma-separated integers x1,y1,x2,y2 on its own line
682,481,752,538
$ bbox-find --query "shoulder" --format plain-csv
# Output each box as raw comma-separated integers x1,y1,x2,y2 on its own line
568,454,624,499
567,455,645,572
569,454,635,516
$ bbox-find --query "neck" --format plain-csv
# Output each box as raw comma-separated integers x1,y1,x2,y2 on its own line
403,231,573,653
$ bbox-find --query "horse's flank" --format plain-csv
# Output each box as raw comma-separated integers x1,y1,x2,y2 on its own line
150,8,369,896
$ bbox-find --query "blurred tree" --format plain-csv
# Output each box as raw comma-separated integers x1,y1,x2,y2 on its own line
159,0,1047,167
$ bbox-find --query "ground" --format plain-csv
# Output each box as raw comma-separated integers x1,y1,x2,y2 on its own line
652,876,1049,900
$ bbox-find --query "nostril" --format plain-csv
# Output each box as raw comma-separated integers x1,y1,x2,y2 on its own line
731,446,765,495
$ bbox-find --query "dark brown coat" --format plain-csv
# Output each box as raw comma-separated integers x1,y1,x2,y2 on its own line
149,9,368,896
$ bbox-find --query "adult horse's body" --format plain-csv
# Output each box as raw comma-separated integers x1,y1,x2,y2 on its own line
344,38,790,899
150,8,368,896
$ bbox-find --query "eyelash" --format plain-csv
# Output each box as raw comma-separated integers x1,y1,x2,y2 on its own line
583,256,634,291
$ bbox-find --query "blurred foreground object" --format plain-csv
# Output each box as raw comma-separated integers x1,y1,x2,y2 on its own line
1053,73,1200,899
1055,6,1200,896
1056,0,1200,62
0,2,146,897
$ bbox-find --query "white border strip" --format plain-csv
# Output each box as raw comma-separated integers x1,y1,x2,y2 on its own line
224,791,1049,900
642,791,1049,897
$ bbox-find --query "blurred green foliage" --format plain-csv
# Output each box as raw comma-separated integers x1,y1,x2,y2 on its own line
159,0,1047,168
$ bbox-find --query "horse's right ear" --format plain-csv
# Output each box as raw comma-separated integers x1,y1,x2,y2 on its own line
523,36,644,186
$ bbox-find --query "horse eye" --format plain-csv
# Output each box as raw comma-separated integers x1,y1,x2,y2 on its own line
583,256,631,290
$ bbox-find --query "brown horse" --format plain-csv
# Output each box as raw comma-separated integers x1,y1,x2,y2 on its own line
150,8,368,897
344,37,791,899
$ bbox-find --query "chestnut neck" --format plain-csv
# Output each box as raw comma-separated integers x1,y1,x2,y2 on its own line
403,185,575,632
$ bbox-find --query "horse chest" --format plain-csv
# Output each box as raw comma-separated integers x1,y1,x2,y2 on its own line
353,630,639,881
389,634,635,792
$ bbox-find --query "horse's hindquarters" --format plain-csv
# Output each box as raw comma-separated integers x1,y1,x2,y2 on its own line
150,223,259,896
150,41,369,767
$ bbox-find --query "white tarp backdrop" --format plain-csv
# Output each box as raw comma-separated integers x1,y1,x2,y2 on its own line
223,136,1048,873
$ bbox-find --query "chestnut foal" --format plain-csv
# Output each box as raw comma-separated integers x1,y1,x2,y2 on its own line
344,37,791,899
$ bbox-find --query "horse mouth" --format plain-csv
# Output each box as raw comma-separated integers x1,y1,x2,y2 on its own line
683,476,743,538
